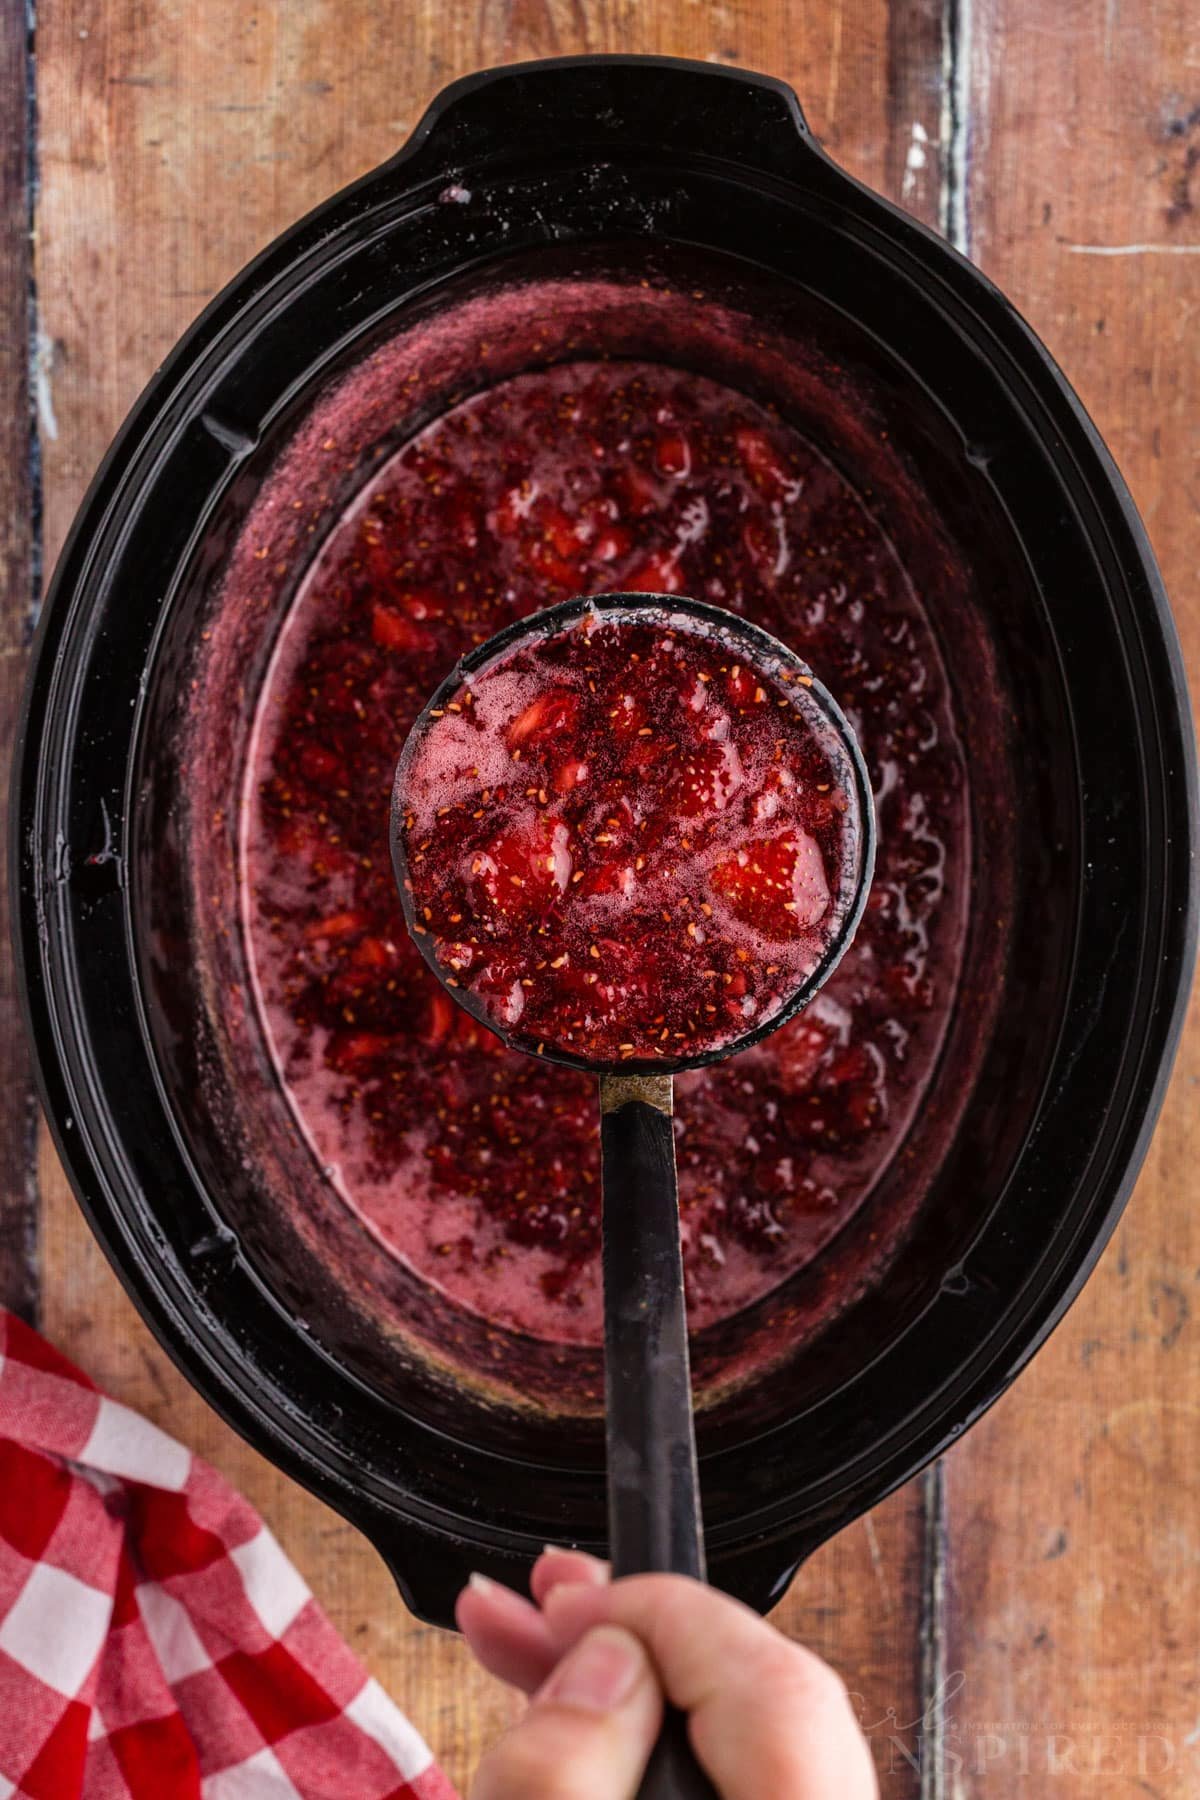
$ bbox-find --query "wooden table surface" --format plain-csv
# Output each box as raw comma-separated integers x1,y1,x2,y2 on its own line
2,3,1197,1794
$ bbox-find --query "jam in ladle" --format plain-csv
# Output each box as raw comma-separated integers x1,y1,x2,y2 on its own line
391,593,874,1796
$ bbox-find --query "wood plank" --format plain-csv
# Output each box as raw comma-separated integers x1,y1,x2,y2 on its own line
33,4,948,1788
940,2,1200,1793
0,0,37,1324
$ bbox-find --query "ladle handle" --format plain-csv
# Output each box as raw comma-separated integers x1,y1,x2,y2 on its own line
599,1073,717,1800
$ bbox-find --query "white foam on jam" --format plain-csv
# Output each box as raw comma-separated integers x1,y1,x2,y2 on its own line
404,673,543,810
548,820,572,891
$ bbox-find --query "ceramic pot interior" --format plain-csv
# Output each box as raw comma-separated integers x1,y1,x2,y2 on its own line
134,240,1069,1461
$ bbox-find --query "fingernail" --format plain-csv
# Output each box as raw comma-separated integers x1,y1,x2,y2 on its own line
538,1627,643,1712
539,1546,610,1581
541,1543,607,1565
467,1572,528,1610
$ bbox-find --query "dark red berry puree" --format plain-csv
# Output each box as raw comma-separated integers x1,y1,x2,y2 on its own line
394,606,865,1066
243,362,968,1342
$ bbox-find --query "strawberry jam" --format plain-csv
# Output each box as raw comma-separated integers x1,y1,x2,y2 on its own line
393,604,867,1066
243,361,968,1342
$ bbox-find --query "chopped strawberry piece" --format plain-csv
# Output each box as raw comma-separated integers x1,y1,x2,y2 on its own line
506,688,580,751
326,1029,391,1071
591,525,634,563
423,991,456,1045
274,819,316,858
454,1010,501,1054
296,742,345,787
540,504,581,559
655,431,692,477
670,741,744,816
725,663,757,707
551,757,591,794
711,834,831,940
303,909,368,943
610,465,661,517
771,1016,832,1092
734,425,794,497
751,765,793,824
825,1045,872,1086
524,536,581,588
605,688,650,740
348,936,395,971
476,820,572,918
578,494,618,535
436,939,478,976
577,860,634,899
372,603,435,653
625,549,684,594
622,730,673,774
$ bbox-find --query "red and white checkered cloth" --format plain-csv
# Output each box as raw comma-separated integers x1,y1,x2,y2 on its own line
0,1309,460,1799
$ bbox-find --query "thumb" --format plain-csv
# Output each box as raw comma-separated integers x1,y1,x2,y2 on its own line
543,1575,878,1800
472,1624,663,1800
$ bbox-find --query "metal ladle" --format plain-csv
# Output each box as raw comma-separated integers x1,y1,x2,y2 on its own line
391,593,875,1799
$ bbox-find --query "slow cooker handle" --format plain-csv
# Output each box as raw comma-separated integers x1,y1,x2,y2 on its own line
368,1517,813,1627
388,54,831,188
373,1522,722,1798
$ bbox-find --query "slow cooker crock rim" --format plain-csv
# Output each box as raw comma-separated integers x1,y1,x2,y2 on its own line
12,54,1198,1623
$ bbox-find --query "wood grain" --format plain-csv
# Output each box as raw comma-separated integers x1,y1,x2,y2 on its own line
939,2,1200,1794
0,0,37,1325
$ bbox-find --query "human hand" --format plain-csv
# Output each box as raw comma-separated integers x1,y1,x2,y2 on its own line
458,1549,878,1799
